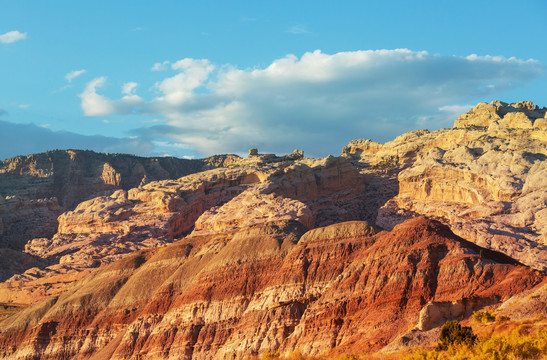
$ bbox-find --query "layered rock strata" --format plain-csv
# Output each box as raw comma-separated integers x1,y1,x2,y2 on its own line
0,150,239,282
0,154,365,304
0,100,546,359
343,101,547,270
0,218,542,359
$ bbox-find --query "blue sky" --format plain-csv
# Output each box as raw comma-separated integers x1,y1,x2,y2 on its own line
1,0,546,160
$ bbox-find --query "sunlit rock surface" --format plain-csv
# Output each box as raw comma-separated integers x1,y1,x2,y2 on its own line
0,101,546,359
343,101,547,270
0,218,541,359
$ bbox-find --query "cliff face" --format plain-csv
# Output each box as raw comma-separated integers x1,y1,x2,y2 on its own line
0,149,239,251
0,150,239,282
0,154,365,305
0,218,541,360
343,101,547,270
0,101,546,359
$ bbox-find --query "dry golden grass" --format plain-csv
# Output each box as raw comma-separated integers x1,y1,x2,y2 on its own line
252,317,547,360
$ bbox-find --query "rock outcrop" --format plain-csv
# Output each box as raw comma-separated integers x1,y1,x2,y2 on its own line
0,100,546,359
0,150,240,248
0,154,367,305
343,101,547,270
0,218,542,360
0,150,240,281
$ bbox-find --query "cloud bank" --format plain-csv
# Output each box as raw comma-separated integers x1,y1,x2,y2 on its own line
0,120,154,161
79,49,544,157
0,30,27,44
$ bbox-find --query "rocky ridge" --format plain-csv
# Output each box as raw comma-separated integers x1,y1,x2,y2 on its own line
0,152,367,304
0,150,239,250
0,150,239,281
343,101,547,270
0,101,546,359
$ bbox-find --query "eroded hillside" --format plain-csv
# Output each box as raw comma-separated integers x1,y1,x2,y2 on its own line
0,101,546,359
0,218,542,359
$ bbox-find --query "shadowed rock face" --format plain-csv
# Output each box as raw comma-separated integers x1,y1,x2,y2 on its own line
0,150,240,281
0,218,542,359
0,150,240,250
0,154,366,304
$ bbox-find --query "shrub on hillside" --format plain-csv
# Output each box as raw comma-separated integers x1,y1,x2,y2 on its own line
402,326,546,360
262,350,280,359
472,311,495,324
436,320,476,350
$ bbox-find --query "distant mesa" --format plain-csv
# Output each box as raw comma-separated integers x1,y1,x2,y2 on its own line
454,100,547,130
248,148,304,161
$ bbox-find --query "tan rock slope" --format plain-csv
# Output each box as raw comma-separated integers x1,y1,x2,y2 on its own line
0,150,240,247
343,100,547,270
0,150,239,280
0,152,367,304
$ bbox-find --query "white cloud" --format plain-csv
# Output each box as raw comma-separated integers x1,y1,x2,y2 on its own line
18,104,31,109
79,49,544,157
0,30,27,44
79,77,143,116
65,69,87,83
438,104,474,121
151,61,170,71
79,77,115,116
151,58,215,106
122,82,138,95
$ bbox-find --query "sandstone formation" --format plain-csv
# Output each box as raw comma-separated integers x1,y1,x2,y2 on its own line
0,218,542,359
0,150,239,248
0,153,366,305
0,196,61,251
0,150,239,281
343,101,547,270
495,281,547,320
0,249,45,285
0,100,546,359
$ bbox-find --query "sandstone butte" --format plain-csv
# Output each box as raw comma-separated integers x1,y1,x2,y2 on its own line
0,100,545,359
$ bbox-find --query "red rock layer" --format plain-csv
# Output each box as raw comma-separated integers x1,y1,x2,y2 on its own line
0,218,542,359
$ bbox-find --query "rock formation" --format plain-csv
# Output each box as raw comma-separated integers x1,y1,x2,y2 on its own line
343,101,547,270
0,218,542,359
0,153,366,305
0,100,546,359
0,150,239,281
0,150,239,248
